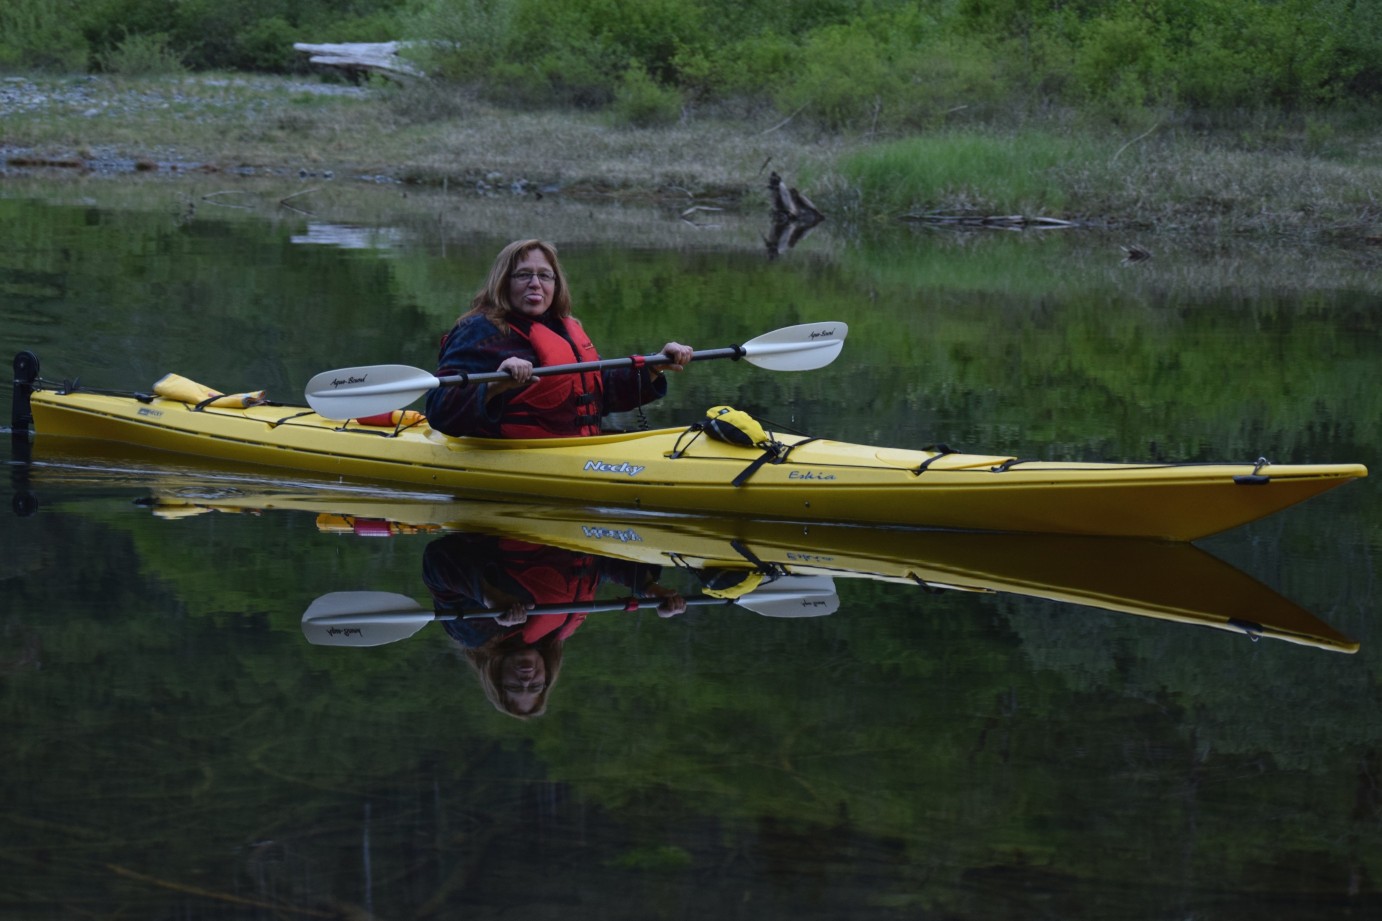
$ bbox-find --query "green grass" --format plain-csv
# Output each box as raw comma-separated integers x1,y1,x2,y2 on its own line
831,131,1085,216
4,74,1382,242
821,121,1382,240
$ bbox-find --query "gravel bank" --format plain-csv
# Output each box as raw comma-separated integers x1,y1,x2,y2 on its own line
0,74,383,179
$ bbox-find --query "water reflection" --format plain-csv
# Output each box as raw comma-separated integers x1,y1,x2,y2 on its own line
289,222,405,250
5,434,1375,918
426,532,685,718
134,485,1359,658
302,528,841,716
4,184,1380,917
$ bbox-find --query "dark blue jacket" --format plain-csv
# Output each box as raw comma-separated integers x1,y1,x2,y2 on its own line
424,313,666,437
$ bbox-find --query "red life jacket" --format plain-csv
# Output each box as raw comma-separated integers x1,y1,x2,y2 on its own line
502,316,603,438
497,539,597,643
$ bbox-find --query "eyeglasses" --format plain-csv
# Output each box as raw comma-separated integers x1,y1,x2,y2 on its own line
511,270,556,285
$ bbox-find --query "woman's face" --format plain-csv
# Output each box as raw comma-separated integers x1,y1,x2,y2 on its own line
500,647,547,714
508,249,556,318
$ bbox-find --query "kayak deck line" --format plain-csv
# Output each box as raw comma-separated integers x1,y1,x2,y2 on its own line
13,356,1367,540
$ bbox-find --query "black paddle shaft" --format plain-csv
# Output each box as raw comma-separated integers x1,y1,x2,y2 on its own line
434,346,745,387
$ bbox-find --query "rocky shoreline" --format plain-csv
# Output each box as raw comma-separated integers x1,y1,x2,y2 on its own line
0,74,386,181
0,74,733,205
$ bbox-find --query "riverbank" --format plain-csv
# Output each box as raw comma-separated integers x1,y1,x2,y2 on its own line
0,73,840,209
3,72,1382,244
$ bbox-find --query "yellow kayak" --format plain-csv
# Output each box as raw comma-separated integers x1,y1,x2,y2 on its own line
141,488,1358,653
18,375,1365,541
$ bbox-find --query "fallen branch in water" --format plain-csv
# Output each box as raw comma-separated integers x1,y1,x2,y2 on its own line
764,171,825,258
904,212,1075,228
279,186,320,215
200,191,252,210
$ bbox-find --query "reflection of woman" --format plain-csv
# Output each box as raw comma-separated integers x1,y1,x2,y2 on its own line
422,533,685,718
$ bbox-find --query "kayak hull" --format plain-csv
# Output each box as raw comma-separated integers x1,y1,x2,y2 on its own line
25,386,1366,540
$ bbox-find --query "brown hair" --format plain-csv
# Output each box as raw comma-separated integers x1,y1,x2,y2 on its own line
461,239,572,333
460,636,566,720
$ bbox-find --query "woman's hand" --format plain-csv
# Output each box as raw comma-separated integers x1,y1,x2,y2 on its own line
655,342,693,374
494,602,533,627
499,356,534,382
487,356,535,398
642,581,687,618
482,583,533,626
656,593,687,618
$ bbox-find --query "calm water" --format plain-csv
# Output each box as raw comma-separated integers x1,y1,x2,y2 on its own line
2,177,1381,919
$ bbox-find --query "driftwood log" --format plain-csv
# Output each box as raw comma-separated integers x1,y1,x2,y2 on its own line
293,42,424,82
768,172,823,224
903,212,1074,229
765,171,825,257
1120,244,1153,265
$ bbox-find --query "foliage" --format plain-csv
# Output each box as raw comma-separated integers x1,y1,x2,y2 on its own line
66,0,410,73
1336,0,1382,95
94,31,187,76
754,8,996,132
5,0,1382,127
611,61,683,127
674,31,800,105
0,0,89,71
1071,9,1172,115
235,16,301,73
404,0,517,82
1168,0,1346,109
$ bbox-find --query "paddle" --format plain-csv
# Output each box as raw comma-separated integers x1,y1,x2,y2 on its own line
304,321,848,420
301,575,840,647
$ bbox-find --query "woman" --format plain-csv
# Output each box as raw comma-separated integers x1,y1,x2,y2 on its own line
425,239,693,437
423,532,686,719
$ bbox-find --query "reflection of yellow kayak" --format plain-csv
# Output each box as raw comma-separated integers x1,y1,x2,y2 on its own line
145,488,1359,653
22,381,1365,540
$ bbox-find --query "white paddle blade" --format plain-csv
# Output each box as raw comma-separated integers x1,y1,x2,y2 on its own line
301,591,434,646
741,322,848,372
304,364,440,420
737,575,840,618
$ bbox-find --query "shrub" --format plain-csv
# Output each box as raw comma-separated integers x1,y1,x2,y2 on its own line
540,0,705,85
498,0,701,106
1072,11,1172,117
0,0,89,72
1173,1,1342,109
489,44,623,107
95,31,187,76
611,61,682,126
776,11,1003,132
692,32,802,100
776,21,898,130
1334,0,1382,96
234,16,299,73
403,0,517,82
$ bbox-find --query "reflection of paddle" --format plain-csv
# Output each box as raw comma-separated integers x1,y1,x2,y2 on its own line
303,321,848,420
301,575,840,647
